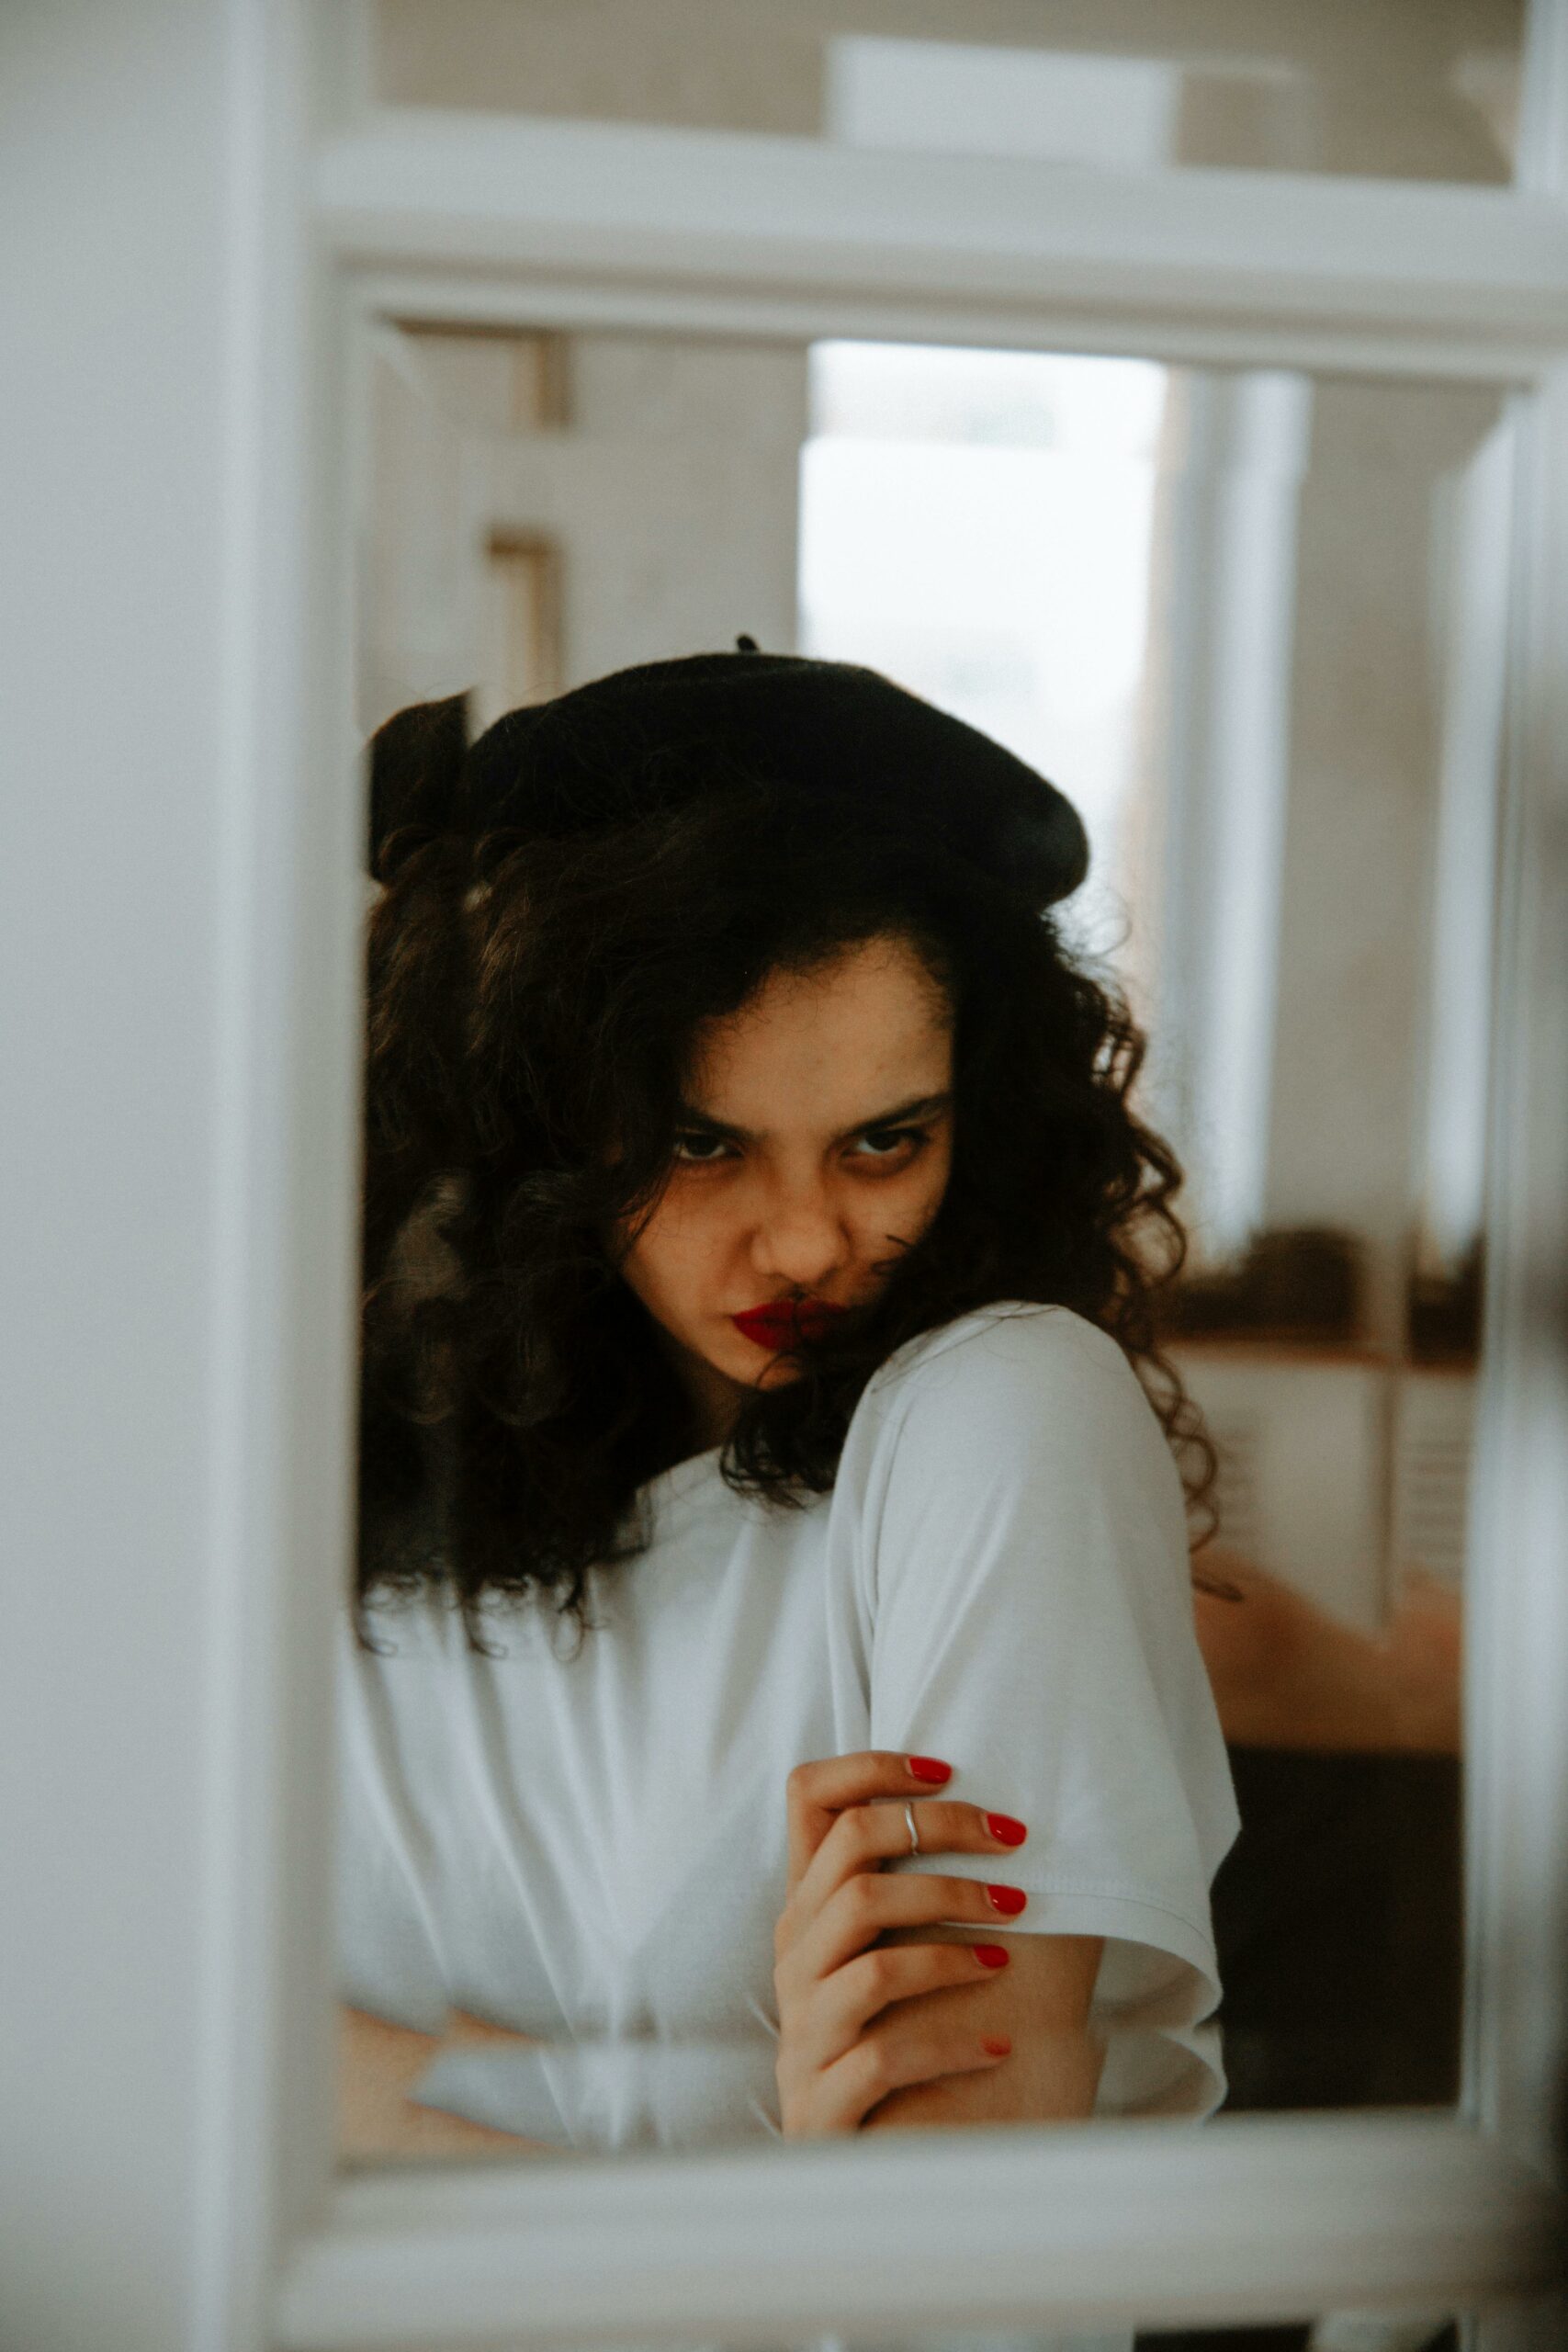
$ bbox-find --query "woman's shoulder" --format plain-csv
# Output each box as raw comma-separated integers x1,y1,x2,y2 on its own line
854,1299,1171,1498
839,1302,1202,1688
867,1299,1136,1416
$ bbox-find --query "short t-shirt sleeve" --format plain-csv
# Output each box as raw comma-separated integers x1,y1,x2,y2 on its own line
827,1303,1240,2119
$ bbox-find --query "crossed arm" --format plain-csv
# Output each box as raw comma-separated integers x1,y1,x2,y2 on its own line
338,2005,556,2160
341,1929,1106,2163
341,1747,1110,2157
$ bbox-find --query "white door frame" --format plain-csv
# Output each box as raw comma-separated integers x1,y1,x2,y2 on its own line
6,4,1568,2346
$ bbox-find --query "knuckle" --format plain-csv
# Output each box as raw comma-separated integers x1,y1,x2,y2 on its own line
854,2036,895,2096
850,1804,887,1859
847,1871,882,1924
875,1945,909,1996
773,1949,806,2008
859,1947,898,2000
815,1812,850,1870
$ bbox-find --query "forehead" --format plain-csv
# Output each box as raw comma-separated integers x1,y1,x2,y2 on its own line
687,939,953,1110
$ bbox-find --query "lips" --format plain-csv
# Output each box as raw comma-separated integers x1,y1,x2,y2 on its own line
730,1299,849,1350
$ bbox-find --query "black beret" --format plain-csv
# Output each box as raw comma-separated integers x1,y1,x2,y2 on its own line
369,641,1089,910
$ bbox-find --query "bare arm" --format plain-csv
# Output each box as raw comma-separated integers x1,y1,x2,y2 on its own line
337,2004,558,2162
1194,1552,1462,1754
857,1926,1105,2131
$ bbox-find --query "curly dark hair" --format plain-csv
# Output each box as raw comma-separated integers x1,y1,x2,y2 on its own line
355,752,1221,1657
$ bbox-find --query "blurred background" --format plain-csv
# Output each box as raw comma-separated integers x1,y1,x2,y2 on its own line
353,0,1520,2168
369,0,1522,182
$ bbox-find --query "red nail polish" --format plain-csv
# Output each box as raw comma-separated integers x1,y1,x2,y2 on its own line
985,1812,1027,1846
986,1883,1027,1916
972,1944,1010,1969
907,1756,951,1782
981,2036,1012,2057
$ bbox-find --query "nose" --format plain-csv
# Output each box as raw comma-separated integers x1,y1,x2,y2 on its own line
749,1177,851,1293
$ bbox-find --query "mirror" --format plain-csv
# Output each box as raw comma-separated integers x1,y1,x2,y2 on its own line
336,319,1503,2171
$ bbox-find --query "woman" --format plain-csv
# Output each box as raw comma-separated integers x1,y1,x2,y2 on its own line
338,641,1239,2163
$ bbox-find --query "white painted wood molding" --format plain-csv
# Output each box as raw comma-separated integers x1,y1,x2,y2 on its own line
316,108,1568,379
278,2114,1562,2348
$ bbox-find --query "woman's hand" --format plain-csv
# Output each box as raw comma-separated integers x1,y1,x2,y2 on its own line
773,1750,1034,2137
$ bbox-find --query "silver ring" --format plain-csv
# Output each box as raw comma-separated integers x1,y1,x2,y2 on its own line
904,1800,920,1858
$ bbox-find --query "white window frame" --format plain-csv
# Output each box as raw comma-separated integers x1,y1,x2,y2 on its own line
6,3,1568,2346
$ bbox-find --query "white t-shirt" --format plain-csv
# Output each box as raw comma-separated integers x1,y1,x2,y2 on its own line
336,1299,1239,2157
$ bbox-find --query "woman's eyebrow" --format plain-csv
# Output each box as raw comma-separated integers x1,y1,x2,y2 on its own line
674,1091,953,1146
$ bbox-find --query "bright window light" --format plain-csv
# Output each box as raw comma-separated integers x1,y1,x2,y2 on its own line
825,37,1181,169
798,340,1167,964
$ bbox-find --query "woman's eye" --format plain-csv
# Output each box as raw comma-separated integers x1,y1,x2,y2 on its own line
852,1125,929,1162
671,1134,730,1164
671,1125,929,1167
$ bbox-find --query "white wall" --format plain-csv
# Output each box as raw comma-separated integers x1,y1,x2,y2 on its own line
1261,379,1506,1341
2,3,346,2346
362,325,808,733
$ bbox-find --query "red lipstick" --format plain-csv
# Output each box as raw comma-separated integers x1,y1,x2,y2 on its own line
730,1299,849,1351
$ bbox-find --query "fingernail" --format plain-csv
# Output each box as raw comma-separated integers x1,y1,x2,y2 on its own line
985,1884,1027,1916
972,1944,1010,1969
907,1756,952,1782
985,1813,1028,1846
981,2035,1012,2057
